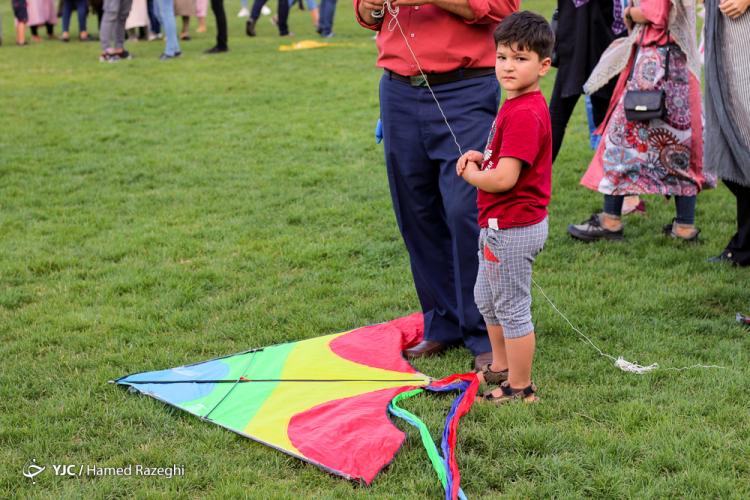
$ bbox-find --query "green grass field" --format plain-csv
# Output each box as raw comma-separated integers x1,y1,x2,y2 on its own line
1,1,749,497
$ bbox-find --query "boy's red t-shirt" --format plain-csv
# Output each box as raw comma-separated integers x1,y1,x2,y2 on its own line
477,90,552,229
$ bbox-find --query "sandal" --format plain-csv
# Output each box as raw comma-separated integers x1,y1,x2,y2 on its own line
480,381,539,404
478,363,508,385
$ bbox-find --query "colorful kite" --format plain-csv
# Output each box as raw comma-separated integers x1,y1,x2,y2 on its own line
115,314,479,500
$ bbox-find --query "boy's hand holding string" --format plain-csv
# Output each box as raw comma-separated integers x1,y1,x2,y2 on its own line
456,150,523,193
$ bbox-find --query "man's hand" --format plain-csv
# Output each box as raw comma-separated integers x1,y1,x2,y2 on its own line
358,0,386,25
719,0,750,18
456,150,484,177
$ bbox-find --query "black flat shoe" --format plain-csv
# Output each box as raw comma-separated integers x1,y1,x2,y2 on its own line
204,45,228,54
246,19,256,36
707,252,739,266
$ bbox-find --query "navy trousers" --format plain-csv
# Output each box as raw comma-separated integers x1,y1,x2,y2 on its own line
379,73,499,355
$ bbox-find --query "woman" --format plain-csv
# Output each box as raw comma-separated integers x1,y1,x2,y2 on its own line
704,0,750,266
567,0,707,242
60,0,89,41
174,0,195,39
27,0,57,41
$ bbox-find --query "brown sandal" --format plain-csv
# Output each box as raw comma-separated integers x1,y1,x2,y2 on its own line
480,381,539,404
478,363,508,385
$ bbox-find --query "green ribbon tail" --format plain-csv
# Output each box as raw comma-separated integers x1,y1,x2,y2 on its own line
389,388,448,491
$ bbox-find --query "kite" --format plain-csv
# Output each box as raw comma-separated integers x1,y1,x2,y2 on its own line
115,314,479,500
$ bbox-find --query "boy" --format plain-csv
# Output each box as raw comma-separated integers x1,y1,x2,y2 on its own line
456,11,554,404
12,0,29,45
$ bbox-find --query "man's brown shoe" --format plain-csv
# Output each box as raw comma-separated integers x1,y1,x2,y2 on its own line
404,340,447,359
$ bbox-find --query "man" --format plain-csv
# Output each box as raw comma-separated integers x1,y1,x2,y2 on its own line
205,0,229,53
355,0,519,369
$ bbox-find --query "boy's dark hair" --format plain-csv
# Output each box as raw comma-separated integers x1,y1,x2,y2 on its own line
493,11,555,60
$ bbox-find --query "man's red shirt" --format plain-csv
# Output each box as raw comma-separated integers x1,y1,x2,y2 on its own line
355,0,519,75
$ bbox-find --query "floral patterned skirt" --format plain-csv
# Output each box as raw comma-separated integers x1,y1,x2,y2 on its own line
581,44,707,196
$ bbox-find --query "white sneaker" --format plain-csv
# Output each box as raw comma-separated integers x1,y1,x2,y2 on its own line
261,5,271,15
237,7,250,17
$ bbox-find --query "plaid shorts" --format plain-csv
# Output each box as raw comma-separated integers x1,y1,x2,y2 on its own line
474,217,548,339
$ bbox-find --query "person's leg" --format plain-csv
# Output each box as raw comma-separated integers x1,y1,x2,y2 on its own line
601,194,624,230
180,15,189,37
76,0,89,37
474,229,506,372
548,75,579,163
427,75,501,356
317,0,335,36
245,0,266,35
275,0,289,34
62,0,74,38
381,75,471,353
215,0,227,47
155,0,179,55
45,21,54,37
724,180,750,265
674,195,696,225
13,0,29,44
100,0,119,51
114,0,131,50
147,0,161,35
486,324,508,372
307,0,318,26
31,24,40,41
589,94,611,129
490,219,547,393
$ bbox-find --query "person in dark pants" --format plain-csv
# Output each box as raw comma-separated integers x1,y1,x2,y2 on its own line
317,0,335,37
246,0,290,36
704,0,750,266
205,0,228,52
356,0,519,369
60,0,89,40
549,0,625,162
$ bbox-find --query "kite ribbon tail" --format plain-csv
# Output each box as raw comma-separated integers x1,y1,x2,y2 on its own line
388,389,468,500
429,374,480,500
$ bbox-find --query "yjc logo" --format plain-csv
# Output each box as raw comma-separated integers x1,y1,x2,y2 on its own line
22,459,46,484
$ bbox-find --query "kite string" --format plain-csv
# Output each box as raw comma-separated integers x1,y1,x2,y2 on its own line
383,0,463,156
382,2,724,375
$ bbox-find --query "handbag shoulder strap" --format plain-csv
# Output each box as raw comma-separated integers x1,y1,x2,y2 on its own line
627,28,672,82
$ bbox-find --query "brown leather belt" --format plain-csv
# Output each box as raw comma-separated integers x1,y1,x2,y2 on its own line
386,67,495,87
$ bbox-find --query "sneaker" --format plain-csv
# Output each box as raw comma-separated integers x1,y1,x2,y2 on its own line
159,51,181,60
237,7,250,17
148,33,159,41
99,52,120,62
204,45,228,54
118,50,133,60
279,31,294,37
246,19,256,36
320,32,334,38
568,214,624,242
261,5,271,15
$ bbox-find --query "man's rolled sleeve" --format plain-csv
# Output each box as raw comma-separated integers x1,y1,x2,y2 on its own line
354,0,383,30
464,0,519,24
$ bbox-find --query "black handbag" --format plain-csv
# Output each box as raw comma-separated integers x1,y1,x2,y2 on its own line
623,31,671,122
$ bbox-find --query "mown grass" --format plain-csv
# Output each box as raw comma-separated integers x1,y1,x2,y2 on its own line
1,1,748,498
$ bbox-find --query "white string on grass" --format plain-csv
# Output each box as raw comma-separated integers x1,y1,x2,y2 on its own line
379,0,725,375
